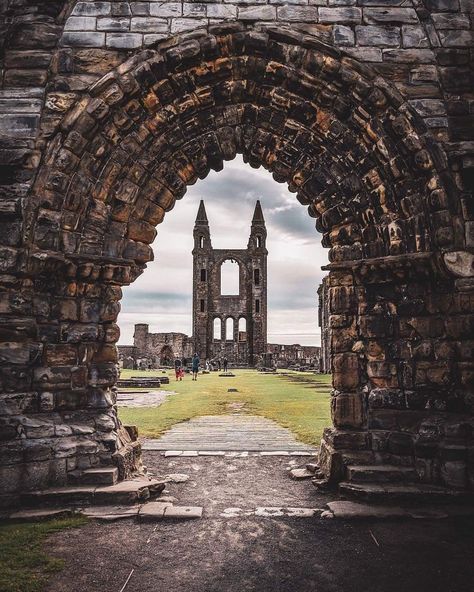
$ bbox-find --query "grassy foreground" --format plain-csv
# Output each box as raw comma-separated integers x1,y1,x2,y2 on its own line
0,517,88,592
119,369,332,446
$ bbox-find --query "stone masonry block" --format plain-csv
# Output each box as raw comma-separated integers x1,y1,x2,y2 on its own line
72,2,111,16
111,2,132,16
238,6,277,20
409,98,447,116
319,7,362,22
363,8,418,24
432,13,470,28
131,2,150,16
277,6,319,20
131,17,169,33
61,32,106,48
439,30,474,47
183,3,207,17
97,18,131,31
207,4,237,18
64,17,97,31
345,47,382,61
356,25,401,46
383,48,435,63
270,0,310,4
170,18,208,33
333,353,360,390
401,25,430,48
425,0,460,11
332,392,365,429
144,34,169,45
333,25,355,46
150,3,182,17
106,33,143,49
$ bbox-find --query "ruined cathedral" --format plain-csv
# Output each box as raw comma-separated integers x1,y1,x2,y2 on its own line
119,200,268,368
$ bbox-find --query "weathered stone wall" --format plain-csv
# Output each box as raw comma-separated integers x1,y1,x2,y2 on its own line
193,200,268,365
0,1,472,500
132,323,193,365
266,343,321,367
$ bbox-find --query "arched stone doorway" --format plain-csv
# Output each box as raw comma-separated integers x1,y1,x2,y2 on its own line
1,23,472,498
159,345,174,367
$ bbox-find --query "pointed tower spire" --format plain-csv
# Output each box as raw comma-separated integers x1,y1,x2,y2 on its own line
252,200,265,225
195,199,208,224
193,200,211,251
248,200,267,250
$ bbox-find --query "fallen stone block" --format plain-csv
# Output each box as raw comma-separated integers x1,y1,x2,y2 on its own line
163,473,189,483
94,478,165,505
289,468,314,480
138,501,173,521
164,506,203,519
81,505,141,521
327,501,408,519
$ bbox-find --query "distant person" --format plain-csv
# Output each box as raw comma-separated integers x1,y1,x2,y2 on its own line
217,358,221,371
192,353,200,381
223,357,228,373
174,358,182,381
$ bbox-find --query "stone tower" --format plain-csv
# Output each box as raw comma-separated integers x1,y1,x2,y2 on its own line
192,200,267,366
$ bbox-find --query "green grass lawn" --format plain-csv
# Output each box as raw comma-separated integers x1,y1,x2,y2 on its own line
119,369,332,446
0,517,88,592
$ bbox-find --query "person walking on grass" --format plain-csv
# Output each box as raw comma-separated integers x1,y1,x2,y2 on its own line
223,356,228,373
174,358,182,381
192,353,200,381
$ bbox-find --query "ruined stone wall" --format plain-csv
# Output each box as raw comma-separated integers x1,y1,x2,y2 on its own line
267,343,321,367
0,3,472,499
1,0,473,196
194,246,268,365
132,324,193,364
192,201,267,365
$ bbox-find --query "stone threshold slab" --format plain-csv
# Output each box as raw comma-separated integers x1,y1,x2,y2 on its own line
8,502,474,523
143,448,317,456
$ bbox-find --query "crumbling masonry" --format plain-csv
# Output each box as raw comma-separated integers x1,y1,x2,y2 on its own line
0,1,473,502
193,200,267,366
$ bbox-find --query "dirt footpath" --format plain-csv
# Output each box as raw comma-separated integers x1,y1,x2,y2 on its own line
45,453,474,592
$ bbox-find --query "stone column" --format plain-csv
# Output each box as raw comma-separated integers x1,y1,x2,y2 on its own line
0,260,143,502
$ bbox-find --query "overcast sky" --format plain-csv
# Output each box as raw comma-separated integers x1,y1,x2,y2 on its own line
118,156,329,346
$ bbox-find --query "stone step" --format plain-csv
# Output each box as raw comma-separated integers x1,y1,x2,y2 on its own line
20,477,166,508
339,482,474,504
72,467,119,486
139,502,203,521
346,465,418,483
325,501,474,520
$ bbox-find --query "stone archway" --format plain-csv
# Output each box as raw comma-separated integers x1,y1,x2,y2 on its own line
160,345,174,367
1,23,472,499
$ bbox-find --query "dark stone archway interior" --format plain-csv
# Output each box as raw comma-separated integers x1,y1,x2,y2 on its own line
0,21,472,502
